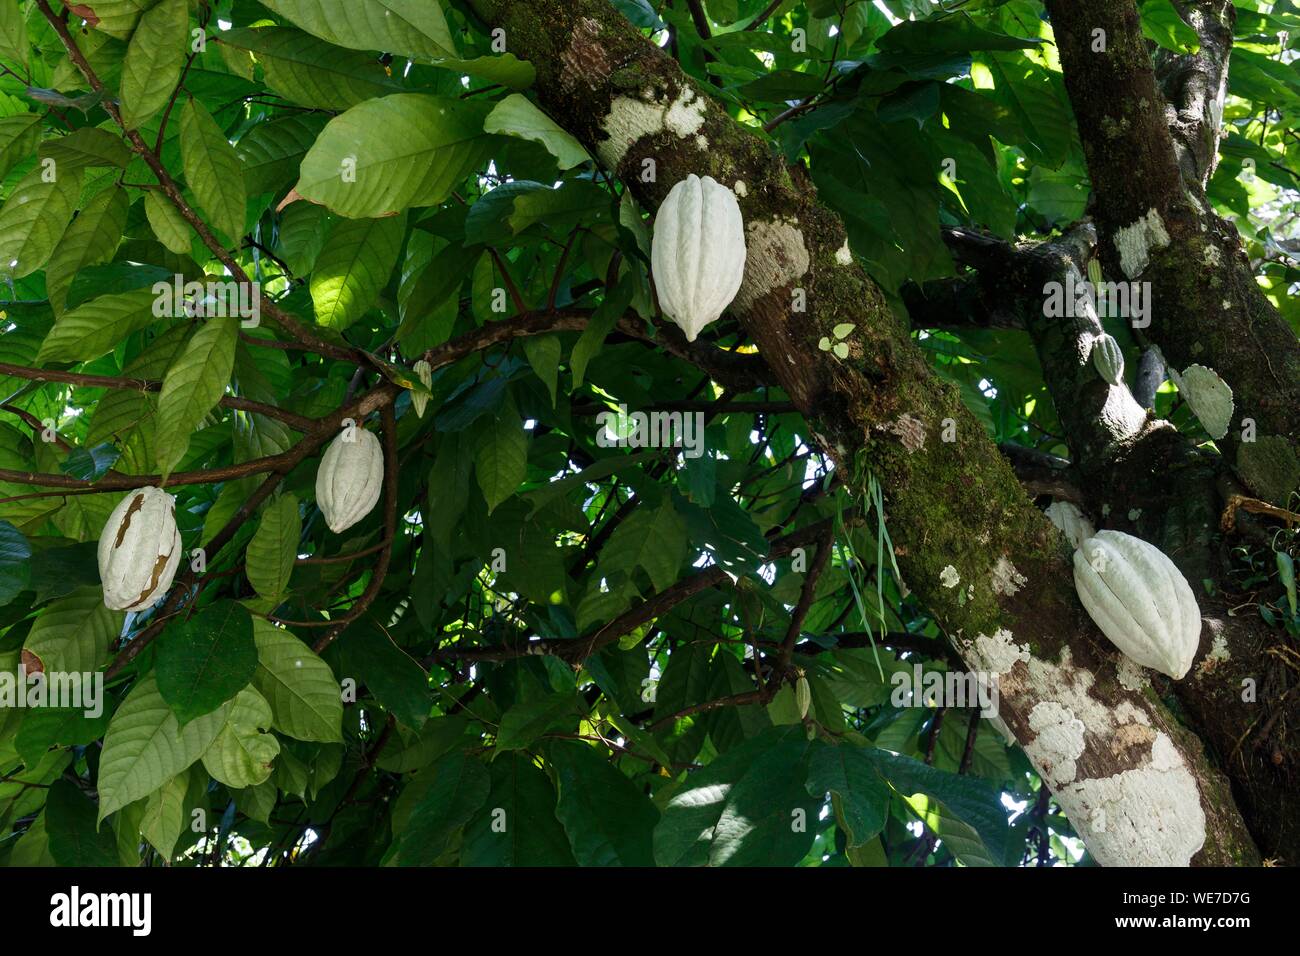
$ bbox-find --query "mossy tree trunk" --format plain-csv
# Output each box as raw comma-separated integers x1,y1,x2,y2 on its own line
463,0,1272,865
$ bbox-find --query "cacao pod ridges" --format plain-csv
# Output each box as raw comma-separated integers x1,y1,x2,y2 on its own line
1044,500,1095,550
1090,333,1125,387
649,173,747,343
1072,530,1201,679
97,486,183,612
316,425,384,533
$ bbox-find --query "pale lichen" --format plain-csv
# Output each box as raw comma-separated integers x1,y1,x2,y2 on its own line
733,218,811,311
990,556,1027,597
1113,208,1171,278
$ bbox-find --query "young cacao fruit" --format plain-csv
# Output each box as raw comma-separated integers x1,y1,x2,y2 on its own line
1072,530,1201,679
316,425,384,533
1090,333,1125,386
649,173,746,343
1043,500,1095,550
795,675,811,719
98,486,183,612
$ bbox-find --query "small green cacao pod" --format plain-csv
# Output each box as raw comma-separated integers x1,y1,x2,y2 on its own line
795,675,811,719
650,174,746,342
1090,333,1125,386
1073,530,1201,679
98,486,183,612
411,359,433,419
316,425,383,533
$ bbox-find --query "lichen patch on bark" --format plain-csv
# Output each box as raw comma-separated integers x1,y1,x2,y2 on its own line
733,218,811,311
1114,208,1171,277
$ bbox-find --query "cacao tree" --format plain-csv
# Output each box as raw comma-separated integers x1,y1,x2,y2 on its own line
0,0,1296,868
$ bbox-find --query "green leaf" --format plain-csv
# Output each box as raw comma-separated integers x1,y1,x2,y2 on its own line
35,286,161,364
46,780,118,867
475,401,527,513
1139,0,1201,53
295,94,491,218
336,623,432,729
521,334,561,406
461,752,576,866
250,619,343,742
571,276,634,387
0,519,31,606
22,586,121,676
599,499,687,593
877,13,1039,54
246,494,301,604
144,190,192,254
0,1,29,70
201,686,281,788
140,766,192,860
96,673,232,821
484,93,590,170
45,184,130,314
654,726,818,866
118,0,189,130
236,113,329,195
0,163,83,279
395,750,491,865
153,316,239,476
155,599,258,725
217,27,406,111
806,743,892,848
549,740,659,866
39,127,132,170
495,692,581,750
179,98,247,244
258,0,456,60
310,212,406,329
0,114,41,181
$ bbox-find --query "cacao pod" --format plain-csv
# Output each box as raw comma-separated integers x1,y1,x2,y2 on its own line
1072,530,1201,679
1043,500,1095,550
1090,333,1125,386
650,173,746,343
316,425,384,533
98,486,183,612
411,359,432,419
795,675,811,719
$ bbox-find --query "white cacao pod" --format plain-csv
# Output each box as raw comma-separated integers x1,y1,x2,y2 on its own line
650,173,746,343
1072,530,1201,679
316,426,383,533
1090,333,1125,386
411,359,432,419
98,486,183,612
1043,501,1095,550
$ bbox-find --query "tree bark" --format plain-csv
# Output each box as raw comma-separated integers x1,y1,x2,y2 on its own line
465,0,1263,864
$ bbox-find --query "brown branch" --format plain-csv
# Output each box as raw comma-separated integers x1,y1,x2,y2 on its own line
647,689,766,732
779,521,834,666
0,361,317,432
0,403,71,453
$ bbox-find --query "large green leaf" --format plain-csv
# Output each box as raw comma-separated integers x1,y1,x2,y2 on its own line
0,519,31,606
96,673,232,821
140,766,192,860
394,750,490,865
549,740,659,866
599,499,688,593
154,599,258,725
22,586,122,676
118,0,189,130
201,686,281,788
295,94,491,218
484,94,589,170
309,212,406,329
461,753,576,866
474,401,527,513
0,164,83,279
236,113,329,195
258,0,455,60
35,287,161,364
0,114,41,181
245,494,301,604
217,27,407,111
153,315,239,476
0,1,28,70
179,98,246,244
250,618,343,743
44,184,130,314
46,780,118,866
